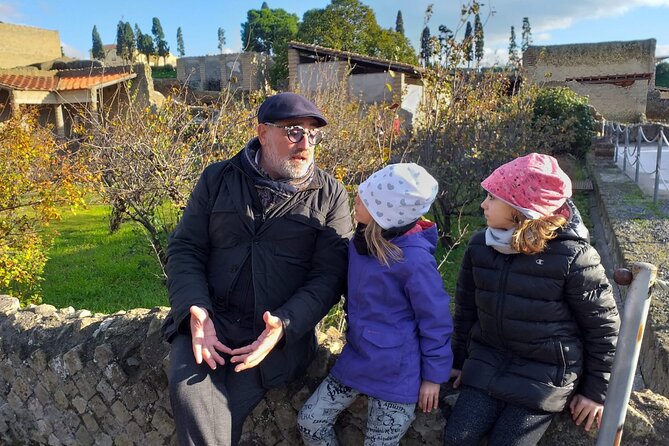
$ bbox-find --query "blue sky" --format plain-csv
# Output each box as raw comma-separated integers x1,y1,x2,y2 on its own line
1,0,667,65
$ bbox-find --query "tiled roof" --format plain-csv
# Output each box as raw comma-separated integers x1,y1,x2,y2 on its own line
288,41,424,76
0,66,136,91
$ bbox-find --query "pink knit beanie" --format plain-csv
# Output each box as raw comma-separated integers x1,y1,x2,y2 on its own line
481,153,572,219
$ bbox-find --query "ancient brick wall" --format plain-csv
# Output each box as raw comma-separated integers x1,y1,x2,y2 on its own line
523,40,656,123
0,23,62,69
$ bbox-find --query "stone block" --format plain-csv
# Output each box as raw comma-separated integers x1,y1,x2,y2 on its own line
74,426,94,446
27,395,44,419
30,348,48,372
63,345,84,375
33,304,57,316
81,412,100,433
151,407,175,438
11,375,33,401
104,363,128,388
111,399,132,424
0,296,19,315
132,408,147,427
96,378,116,403
94,344,114,368
72,395,88,414
87,395,107,419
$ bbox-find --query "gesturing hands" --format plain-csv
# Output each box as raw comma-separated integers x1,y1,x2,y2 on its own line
229,311,285,372
569,394,603,432
189,305,232,370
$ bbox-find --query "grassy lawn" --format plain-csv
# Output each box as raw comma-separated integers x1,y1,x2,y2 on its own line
41,204,168,314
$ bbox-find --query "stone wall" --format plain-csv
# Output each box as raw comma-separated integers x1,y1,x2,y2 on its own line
176,53,271,93
1,157,669,445
523,40,656,123
646,89,669,123
0,23,62,69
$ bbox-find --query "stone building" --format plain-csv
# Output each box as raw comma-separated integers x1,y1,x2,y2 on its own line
0,64,155,137
176,52,271,93
287,41,424,128
0,22,62,69
523,39,656,123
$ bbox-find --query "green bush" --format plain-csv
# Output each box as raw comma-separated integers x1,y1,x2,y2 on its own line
657,62,669,88
532,87,595,159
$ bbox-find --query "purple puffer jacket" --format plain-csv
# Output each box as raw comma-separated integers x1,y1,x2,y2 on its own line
330,221,453,403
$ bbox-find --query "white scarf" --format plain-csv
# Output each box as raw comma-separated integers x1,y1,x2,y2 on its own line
485,227,519,254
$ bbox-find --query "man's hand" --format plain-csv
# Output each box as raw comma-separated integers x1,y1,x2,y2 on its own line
189,305,232,370
419,380,440,413
450,369,462,389
229,311,284,372
569,393,603,432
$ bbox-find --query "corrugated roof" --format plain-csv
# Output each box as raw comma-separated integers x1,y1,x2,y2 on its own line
0,66,136,91
288,41,423,77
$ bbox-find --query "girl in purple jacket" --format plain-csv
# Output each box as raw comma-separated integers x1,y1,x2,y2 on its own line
298,163,454,445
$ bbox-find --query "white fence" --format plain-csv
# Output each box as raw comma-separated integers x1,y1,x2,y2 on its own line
605,122,669,203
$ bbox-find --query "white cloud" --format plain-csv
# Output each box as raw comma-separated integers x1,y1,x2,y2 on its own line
0,3,20,21
475,0,669,47
656,44,669,59
61,42,86,59
535,33,552,42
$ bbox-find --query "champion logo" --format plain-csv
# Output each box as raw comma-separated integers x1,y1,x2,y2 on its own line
536,259,545,265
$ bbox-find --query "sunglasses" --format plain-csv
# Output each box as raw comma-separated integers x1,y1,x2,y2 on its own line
263,122,323,145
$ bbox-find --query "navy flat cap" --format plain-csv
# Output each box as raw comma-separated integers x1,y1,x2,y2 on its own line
257,92,327,127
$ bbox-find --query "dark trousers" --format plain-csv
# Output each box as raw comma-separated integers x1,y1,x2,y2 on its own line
168,335,267,446
443,386,555,446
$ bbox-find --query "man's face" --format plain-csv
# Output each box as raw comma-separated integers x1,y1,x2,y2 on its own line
257,117,320,180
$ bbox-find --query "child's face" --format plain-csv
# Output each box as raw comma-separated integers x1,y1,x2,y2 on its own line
354,194,373,225
481,193,517,229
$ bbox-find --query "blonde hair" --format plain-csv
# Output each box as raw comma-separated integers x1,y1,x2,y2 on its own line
364,219,404,267
510,210,567,255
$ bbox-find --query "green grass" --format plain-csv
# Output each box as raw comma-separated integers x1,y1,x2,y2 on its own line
41,204,168,314
436,215,486,296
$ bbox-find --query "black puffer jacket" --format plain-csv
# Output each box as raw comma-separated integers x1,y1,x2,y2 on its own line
452,202,620,412
162,149,353,388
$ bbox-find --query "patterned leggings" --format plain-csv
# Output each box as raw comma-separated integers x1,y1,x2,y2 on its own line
297,375,416,446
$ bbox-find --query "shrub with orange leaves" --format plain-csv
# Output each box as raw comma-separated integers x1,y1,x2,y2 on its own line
0,112,93,303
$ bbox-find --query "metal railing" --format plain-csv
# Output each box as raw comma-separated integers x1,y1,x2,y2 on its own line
604,122,669,203
597,262,669,445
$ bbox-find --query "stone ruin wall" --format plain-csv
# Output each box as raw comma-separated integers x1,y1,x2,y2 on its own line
523,40,656,123
0,23,62,69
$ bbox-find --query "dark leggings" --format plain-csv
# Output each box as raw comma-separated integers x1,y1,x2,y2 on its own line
443,386,555,446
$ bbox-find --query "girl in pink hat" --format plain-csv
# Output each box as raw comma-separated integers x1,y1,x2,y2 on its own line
444,153,620,446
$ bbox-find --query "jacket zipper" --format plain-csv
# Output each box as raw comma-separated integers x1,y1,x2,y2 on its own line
495,255,513,346
553,339,566,386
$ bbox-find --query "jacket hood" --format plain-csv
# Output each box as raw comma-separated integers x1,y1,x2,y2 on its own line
557,199,590,243
394,220,439,254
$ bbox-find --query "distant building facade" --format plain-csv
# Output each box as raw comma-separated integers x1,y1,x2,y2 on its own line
176,52,271,92
523,39,656,123
0,23,62,69
287,42,424,128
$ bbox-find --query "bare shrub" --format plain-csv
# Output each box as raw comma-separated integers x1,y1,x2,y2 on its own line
79,84,255,273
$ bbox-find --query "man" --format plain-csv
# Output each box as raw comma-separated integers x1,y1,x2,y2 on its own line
162,92,352,445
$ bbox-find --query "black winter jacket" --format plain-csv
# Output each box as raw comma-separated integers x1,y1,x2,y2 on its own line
162,149,353,388
452,204,620,412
